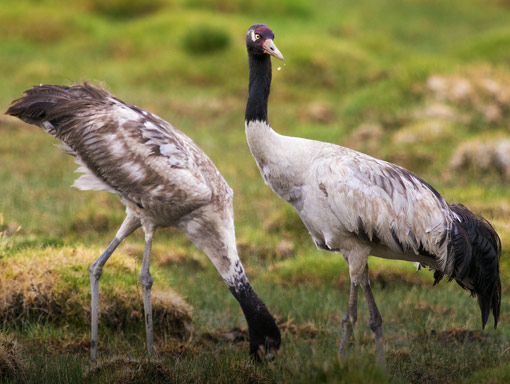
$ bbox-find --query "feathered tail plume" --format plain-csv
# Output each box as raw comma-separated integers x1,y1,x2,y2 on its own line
449,203,501,329
5,83,110,138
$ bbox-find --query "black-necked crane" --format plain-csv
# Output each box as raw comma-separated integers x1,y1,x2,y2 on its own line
6,83,280,360
244,24,501,364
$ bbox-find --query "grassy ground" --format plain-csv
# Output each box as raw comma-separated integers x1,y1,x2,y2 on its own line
1,0,510,382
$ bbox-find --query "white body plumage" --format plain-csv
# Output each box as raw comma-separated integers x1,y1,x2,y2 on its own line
246,120,454,280
243,23,500,365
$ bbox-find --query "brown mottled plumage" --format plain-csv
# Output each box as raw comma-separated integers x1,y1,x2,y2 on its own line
6,83,280,360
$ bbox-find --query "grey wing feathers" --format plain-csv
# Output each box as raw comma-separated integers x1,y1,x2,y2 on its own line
320,150,453,264
6,83,214,214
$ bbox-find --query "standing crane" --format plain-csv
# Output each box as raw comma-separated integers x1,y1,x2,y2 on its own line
6,83,280,360
243,24,501,364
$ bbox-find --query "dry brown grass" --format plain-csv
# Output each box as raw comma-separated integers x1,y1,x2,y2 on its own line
0,335,25,380
277,317,318,339
0,246,192,338
430,329,487,345
0,213,22,238
392,119,455,145
85,356,171,384
449,138,510,181
426,67,510,125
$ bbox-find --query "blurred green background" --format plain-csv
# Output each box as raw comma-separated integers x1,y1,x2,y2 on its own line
1,0,510,383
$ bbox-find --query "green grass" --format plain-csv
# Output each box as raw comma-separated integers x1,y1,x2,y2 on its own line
1,0,510,382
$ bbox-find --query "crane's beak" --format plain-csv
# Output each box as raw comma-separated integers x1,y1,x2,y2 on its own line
263,39,284,61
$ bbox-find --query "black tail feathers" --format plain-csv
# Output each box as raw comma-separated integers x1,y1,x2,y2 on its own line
449,203,501,329
5,83,109,130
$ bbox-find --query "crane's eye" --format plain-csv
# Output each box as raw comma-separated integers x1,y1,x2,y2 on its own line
255,33,261,40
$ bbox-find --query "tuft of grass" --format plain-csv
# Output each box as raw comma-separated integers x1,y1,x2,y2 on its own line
449,137,510,183
461,362,510,384
85,356,173,384
0,335,25,381
0,246,193,339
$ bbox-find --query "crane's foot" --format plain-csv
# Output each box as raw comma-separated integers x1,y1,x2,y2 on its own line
373,324,385,368
362,278,385,368
338,314,354,364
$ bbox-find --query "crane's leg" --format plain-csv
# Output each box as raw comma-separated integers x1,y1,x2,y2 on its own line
339,281,358,360
90,213,140,360
359,265,384,366
140,223,156,357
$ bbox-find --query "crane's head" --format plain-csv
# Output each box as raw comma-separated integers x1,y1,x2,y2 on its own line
246,24,284,61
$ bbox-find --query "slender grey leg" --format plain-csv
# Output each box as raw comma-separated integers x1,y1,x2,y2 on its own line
360,267,385,366
139,224,156,357
89,214,140,360
339,282,358,361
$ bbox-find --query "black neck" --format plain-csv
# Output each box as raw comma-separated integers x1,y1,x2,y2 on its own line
227,273,281,357
245,54,272,124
